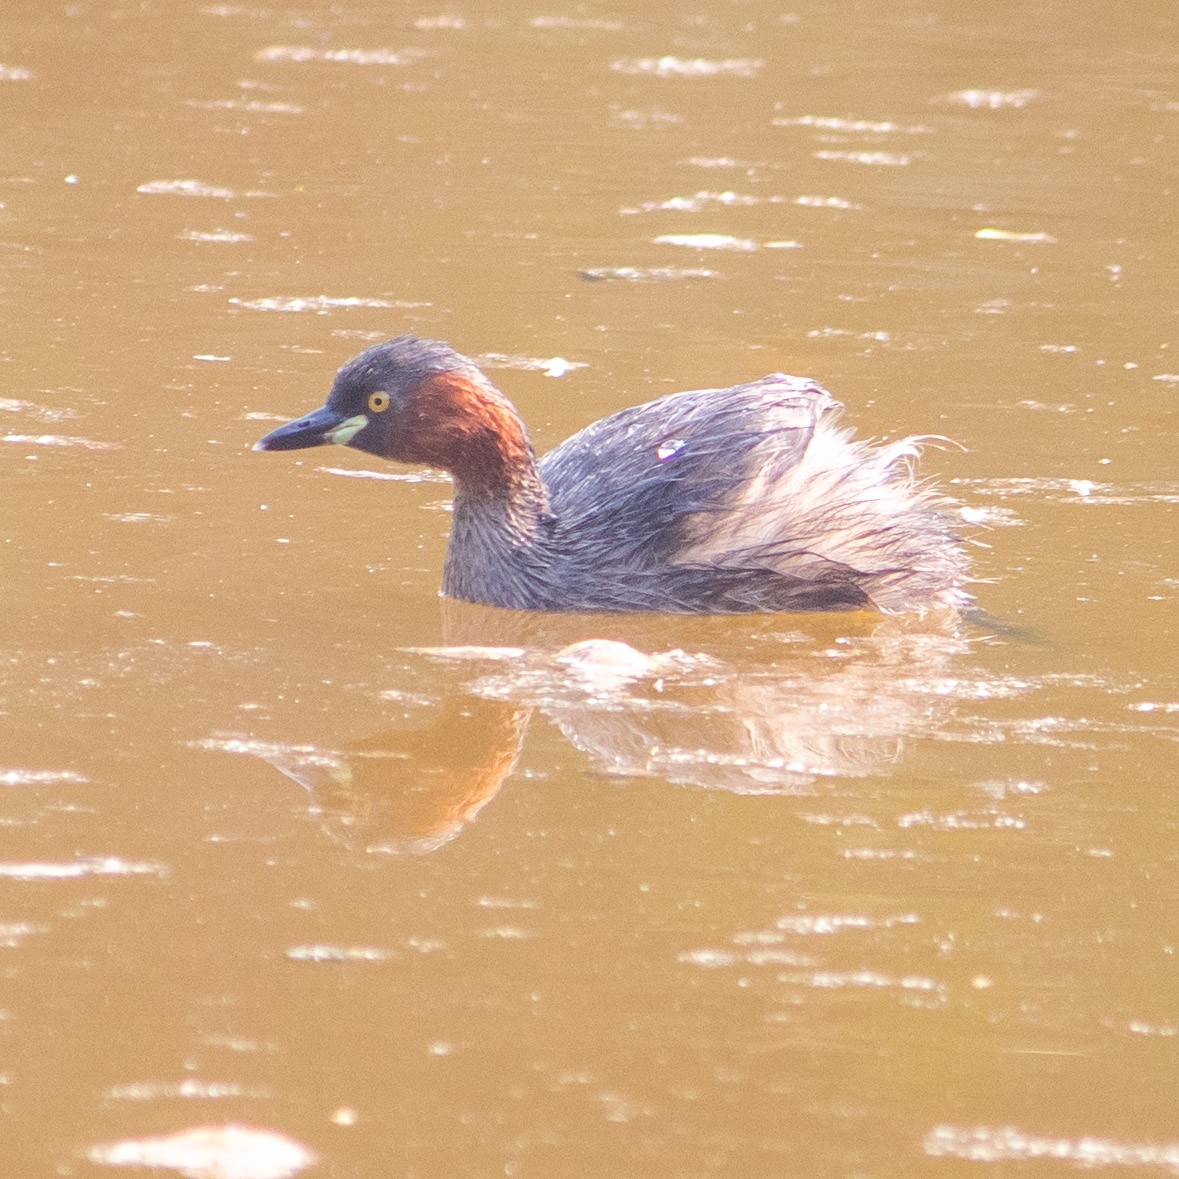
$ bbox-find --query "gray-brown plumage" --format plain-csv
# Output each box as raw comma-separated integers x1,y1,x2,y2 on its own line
255,335,969,615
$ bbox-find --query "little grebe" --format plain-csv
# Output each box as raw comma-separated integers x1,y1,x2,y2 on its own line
255,335,969,614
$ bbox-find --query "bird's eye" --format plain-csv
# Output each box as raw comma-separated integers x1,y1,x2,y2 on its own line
368,391,391,414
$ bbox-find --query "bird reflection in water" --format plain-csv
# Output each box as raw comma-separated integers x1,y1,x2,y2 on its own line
255,696,529,855
456,605,966,796
251,600,969,853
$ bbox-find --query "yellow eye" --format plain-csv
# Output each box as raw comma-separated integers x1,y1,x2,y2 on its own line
367,390,391,414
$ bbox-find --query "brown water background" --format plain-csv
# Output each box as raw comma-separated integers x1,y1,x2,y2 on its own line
1,1,1176,1176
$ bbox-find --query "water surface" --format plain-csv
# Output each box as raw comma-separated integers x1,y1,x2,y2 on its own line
1,1,1176,1175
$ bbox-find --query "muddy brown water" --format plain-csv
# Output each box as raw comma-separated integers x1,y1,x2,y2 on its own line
1,2,1176,1176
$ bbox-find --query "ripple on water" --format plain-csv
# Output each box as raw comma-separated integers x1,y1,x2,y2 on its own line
0,768,88,786
106,1078,268,1101
937,88,1041,109
0,397,79,423
88,1124,317,1178
975,226,1057,243
0,922,49,947
529,15,624,30
622,190,784,214
794,194,862,209
610,107,683,129
684,155,744,169
414,15,467,30
896,809,1028,831
317,465,448,484
774,115,934,135
611,56,763,78
186,97,304,114
254,46,421,66
228,295,415,314
778,969,949,1008
653,233,760,251
179,229,253,242
286,944,393,962
923,1124,1179,1170
680,934,948,1008
578,266,720,282
103,512,176,525
2,433,119,449
479,352,586,377
813,150,917,166
807,327,890,342
0,857,168,880
136,179,236,198
953,476,1179,507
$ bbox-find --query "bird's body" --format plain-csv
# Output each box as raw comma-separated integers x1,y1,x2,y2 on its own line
255,336,969,615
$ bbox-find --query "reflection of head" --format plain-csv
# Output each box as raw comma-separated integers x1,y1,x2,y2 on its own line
259,697,529,854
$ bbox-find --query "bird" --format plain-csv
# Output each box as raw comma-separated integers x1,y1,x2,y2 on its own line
254,335,969,615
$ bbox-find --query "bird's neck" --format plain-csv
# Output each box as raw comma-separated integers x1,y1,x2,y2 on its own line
409,372,552,606
443,478,556,607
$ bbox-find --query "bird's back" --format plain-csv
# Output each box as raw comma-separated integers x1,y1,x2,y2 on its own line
536,375,966,614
